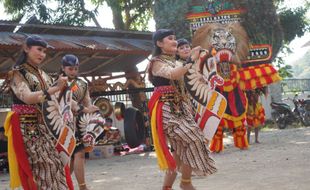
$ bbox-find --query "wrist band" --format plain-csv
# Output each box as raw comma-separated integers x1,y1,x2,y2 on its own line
40,88,50,102
43,89,49,97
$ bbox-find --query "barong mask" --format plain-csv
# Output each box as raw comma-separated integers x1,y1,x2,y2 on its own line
192,23,249,80
210,28,236,79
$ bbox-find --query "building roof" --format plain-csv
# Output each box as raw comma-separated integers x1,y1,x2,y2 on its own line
0,20,153,78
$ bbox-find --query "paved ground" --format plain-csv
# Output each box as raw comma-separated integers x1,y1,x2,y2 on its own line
1,126,310,190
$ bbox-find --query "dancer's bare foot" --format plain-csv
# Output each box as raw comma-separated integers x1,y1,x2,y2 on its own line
79,183,89,190
240,147,248,150
180,179,196,190
162,186,173,190
255,140,260,144
180,183,196,190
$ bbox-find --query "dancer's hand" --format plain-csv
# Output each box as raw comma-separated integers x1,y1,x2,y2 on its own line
184,63,192,70
56,74,68,91
190,46,203,61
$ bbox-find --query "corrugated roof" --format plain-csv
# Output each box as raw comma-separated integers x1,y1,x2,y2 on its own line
0,32,153,52
0,21,152,39
0,22,153,78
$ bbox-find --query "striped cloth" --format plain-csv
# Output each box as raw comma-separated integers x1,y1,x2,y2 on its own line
149,86,217,176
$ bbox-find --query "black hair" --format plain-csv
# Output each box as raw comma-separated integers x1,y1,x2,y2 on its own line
177,38,190,48
176,39,191,60
151,29,175,57
149,29,175,83
61,54,79,67
152,43,163,57
14,35,49,68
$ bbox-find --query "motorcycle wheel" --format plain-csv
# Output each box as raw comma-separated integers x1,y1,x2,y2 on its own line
273,112,288,129
301,112,310,126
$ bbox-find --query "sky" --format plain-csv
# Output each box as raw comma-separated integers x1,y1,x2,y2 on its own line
0,1,309,70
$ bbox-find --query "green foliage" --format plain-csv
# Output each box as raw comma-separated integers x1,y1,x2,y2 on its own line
239,0,284,58
1,0,50,21
0,0,97,26
92,0,153,30
1,0,153,29
273,45,294,78
154,0,309,79
52,0,98,26
279,7,309,43
154,0,192,39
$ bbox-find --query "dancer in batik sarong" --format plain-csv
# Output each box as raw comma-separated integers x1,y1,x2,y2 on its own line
60,54,100,190
4,35,73,190
148,29,217,190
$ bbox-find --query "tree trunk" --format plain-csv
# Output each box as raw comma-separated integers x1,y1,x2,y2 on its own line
106,0,125,30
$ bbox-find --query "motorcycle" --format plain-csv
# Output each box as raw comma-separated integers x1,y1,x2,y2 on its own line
270,94,310,129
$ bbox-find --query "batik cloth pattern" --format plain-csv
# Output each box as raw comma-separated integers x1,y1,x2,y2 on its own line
71,78,90,152
148,55,217,176
7,63,68,190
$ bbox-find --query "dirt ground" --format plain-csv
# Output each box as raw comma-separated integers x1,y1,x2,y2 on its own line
1,126,309,190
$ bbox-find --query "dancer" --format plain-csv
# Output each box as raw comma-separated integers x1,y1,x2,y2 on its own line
148,29,217,190
176,38,191,62
246,88,266,144
3,35,73,189
60,54,99,190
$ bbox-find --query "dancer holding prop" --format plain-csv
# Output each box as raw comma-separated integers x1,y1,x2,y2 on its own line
60,54,104,190
148,29,225,190
4,35,74,190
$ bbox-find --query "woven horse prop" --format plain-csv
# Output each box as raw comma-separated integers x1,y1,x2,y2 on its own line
42,83,76,165
76,111,106,152
192,23,281,152
184,49,227,141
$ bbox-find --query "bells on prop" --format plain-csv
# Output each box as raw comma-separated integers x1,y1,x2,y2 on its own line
94,97,113,117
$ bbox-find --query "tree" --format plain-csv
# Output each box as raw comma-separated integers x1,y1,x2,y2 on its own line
153,0,192,40
154,0,310,78
0,0,100,26
273,45,294,78
92,0,153,30
0,0,153,30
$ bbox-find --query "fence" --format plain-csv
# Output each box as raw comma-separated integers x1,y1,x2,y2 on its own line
1,79,309,109
281,79,310,93
0,93,12,109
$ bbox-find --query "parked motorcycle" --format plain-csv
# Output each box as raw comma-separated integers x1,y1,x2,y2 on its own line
270,94,310,129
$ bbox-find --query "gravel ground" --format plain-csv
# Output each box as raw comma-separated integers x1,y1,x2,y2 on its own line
1,127,309,190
